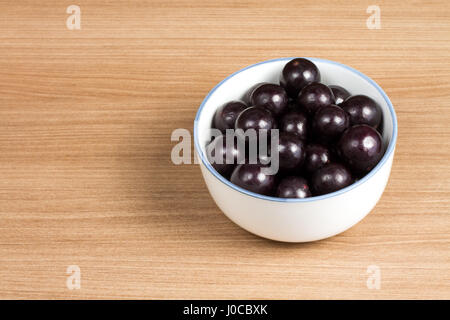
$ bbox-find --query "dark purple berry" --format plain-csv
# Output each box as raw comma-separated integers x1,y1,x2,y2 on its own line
280,58,320,98
235,106,276,141
230,163,276,196
276,176,311,199
329,85,351,105
297,82,335,114
312,104,350,141
341,95,382,129
304,144,331,173
250,83,288,116
275,132,306,171
279,110,308,140
244,82,268,105
338,124,384,173
206,135,242,178
213,100,247,132
312,163,353,195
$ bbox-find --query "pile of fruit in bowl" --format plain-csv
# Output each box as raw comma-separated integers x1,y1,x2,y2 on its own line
206,58,384,199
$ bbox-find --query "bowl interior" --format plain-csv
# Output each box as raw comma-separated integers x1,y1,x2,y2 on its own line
194,57,397,201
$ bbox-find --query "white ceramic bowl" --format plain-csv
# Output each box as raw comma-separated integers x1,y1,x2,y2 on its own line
194,58,398,242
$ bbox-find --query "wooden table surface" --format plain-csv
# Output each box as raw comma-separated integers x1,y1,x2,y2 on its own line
0,0,449,300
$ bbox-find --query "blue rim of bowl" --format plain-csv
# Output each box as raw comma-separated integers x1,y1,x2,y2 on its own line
194,57,398,202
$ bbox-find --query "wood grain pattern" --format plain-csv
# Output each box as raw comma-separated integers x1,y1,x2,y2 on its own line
0,0,449,299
